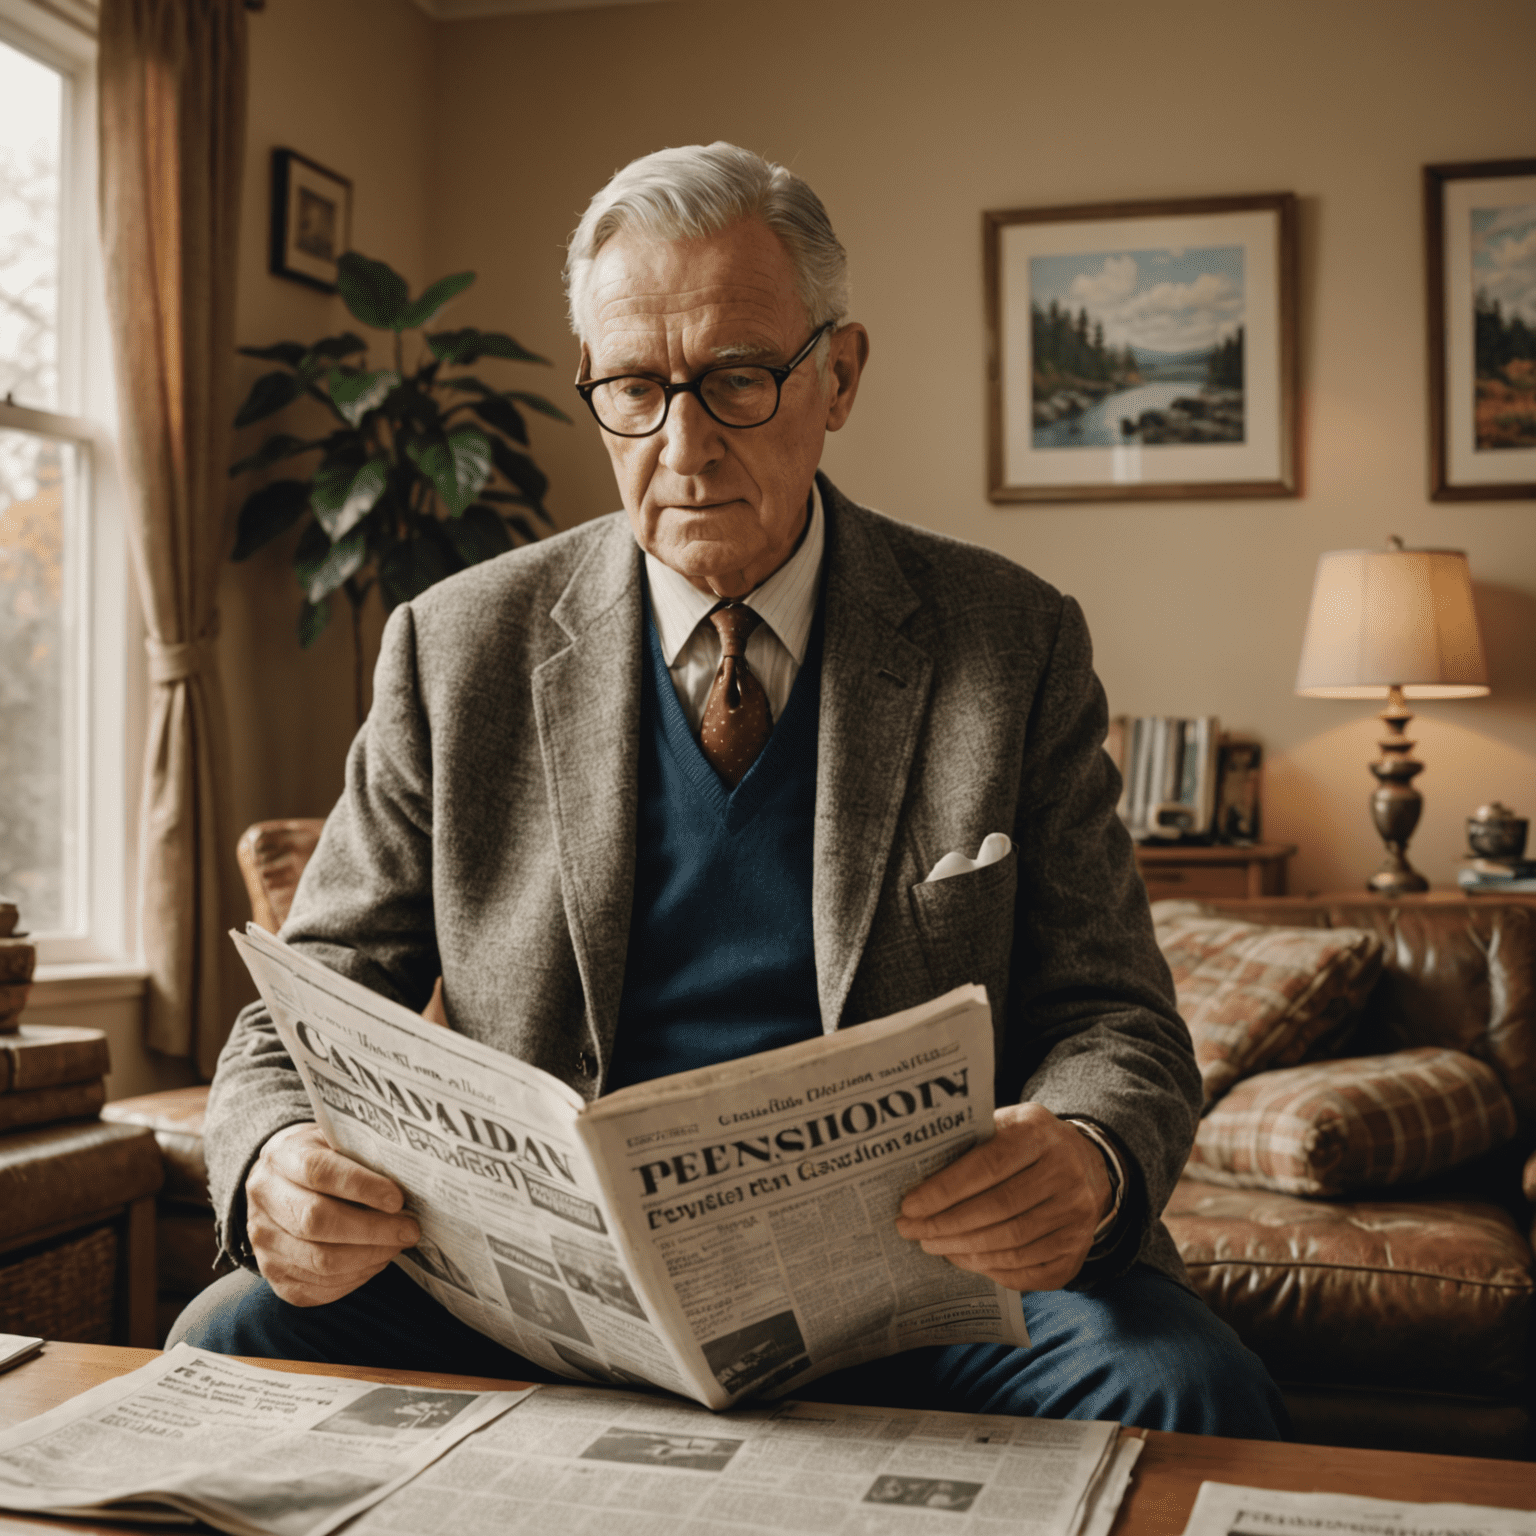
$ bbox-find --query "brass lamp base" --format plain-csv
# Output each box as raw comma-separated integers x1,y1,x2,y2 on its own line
1366,685,1429,896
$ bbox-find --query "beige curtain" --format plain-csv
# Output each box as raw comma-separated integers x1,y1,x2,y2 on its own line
99,0,247,1075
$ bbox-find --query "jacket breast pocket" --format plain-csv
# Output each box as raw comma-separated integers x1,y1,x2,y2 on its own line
907,850,1018,1002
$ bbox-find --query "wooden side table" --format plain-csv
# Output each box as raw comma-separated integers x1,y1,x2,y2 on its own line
1134,842,1296,900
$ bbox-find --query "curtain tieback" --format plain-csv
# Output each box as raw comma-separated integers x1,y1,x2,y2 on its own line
147,634,219,686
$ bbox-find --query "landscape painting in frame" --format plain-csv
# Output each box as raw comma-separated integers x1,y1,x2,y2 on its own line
1426,158,1536,500
985,195,1297,502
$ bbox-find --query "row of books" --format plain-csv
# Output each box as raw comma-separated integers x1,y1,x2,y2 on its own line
1109,715,1221,843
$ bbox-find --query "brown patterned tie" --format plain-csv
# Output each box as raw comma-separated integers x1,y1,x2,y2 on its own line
699,604,772,788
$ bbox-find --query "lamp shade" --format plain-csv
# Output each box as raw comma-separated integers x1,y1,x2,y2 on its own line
1294,545,1489,700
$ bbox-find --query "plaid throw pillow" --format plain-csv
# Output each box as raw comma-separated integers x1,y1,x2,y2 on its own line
1186,1047,1519,1197
1152,907,1385,1106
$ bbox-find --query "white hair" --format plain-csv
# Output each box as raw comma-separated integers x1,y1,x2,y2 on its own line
564,142,849,342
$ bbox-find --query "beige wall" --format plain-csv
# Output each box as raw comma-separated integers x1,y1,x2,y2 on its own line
425,0,1536,896
225,0,1536,924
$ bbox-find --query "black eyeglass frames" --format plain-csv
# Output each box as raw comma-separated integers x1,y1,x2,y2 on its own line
575,323,834,438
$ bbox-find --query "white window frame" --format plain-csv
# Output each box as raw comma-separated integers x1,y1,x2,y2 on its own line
0,0,144,972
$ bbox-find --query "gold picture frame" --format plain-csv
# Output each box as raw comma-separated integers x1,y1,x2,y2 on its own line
1425,158,1536,501
984,193,1299,503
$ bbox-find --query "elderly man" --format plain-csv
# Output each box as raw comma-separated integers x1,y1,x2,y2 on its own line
181,143,1283,1437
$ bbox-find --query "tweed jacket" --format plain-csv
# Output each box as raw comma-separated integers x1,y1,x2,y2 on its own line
207,475,1200,1286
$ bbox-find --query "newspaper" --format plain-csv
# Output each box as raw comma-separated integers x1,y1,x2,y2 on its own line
0,1344,527,1536
1180,1483,1536,1536
232,924,1028,1410
345,1384,1124,1536
0,1360,1135,1536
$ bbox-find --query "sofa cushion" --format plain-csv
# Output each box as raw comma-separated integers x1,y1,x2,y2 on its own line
1185,1048,1519,1196
1165,1177,1532,1396
1151,906,1385,1105
101,1085,211,1206
1199,899,1536,1120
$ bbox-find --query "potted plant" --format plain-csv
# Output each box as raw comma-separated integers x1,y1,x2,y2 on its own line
229,252,568,724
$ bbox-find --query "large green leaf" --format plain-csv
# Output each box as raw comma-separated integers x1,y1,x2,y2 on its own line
408,428,492,516
468,395,527,444
311,457,388,540
297,596,332,649
488,434,549,506
328,367,401,427
305,332,369,364
388,380,445,433
229,434,324,478
507,513,540,545
231,479,310,560
397,271,476,331
234,369,305,428
379,528,459,609
295,521,368,603
237,341,306,366
336,252,410,330
444,504,513,566
505,390,573,425
426,328,550,367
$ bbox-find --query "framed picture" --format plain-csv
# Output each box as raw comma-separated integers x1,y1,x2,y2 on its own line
1425,158,1536,501
984,194,1298,502
270,149,352,292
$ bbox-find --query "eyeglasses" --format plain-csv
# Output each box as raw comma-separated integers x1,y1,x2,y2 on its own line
575,323,833,438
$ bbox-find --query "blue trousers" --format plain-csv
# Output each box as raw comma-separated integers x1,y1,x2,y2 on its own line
173,1262,1285,1438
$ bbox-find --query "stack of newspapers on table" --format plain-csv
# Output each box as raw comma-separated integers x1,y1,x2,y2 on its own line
0,1348,1144,1536
1458,856,1536,894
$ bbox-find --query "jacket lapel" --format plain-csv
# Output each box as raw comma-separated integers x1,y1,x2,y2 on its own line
813,475,933,1031
531,519,644,1074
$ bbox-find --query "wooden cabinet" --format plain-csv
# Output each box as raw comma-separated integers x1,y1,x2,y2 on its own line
1134,842,1295,900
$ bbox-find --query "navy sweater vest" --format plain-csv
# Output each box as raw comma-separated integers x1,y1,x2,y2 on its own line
606,602,824,1091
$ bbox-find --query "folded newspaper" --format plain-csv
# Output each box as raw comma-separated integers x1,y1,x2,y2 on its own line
231,925,1028,1410
1179,1482,1536,1536
0,1346,528,1536
0,1349,1137,1536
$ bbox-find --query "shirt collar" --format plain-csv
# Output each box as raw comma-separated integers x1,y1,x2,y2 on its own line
644,483,825,667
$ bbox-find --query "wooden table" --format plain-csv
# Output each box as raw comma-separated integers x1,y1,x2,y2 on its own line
1134,843,1296,900
2,1344,1533,1535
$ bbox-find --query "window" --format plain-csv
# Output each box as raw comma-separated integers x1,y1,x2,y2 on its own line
0,0,137,967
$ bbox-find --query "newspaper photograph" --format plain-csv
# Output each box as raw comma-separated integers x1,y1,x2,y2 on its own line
345,1384,1124,1536
232,926,1027,1409
0,1345,526,1536
1180,1482,1536,1536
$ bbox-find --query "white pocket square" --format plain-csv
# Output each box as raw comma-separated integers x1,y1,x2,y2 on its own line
923,833,1013,884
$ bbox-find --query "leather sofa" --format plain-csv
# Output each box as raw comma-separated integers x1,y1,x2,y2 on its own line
1165,895,1535,1459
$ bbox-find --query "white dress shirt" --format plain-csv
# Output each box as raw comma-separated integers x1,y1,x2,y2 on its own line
644,484,825,732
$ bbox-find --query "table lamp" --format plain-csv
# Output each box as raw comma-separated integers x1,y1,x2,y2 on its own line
1294,537,1488,896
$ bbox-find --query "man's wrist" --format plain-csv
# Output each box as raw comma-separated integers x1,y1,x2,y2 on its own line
1062,1118,1126,1249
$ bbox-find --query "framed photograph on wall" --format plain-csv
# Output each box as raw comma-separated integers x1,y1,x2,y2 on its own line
1425,158,1536,501
270,148,352,292
984,194,1298,502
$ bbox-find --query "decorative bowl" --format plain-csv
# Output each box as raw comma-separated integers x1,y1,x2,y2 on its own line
1467,803,1529,860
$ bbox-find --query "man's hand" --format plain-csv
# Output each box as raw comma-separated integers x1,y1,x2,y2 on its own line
245,1123,420,1307
894,1103,1113,1292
